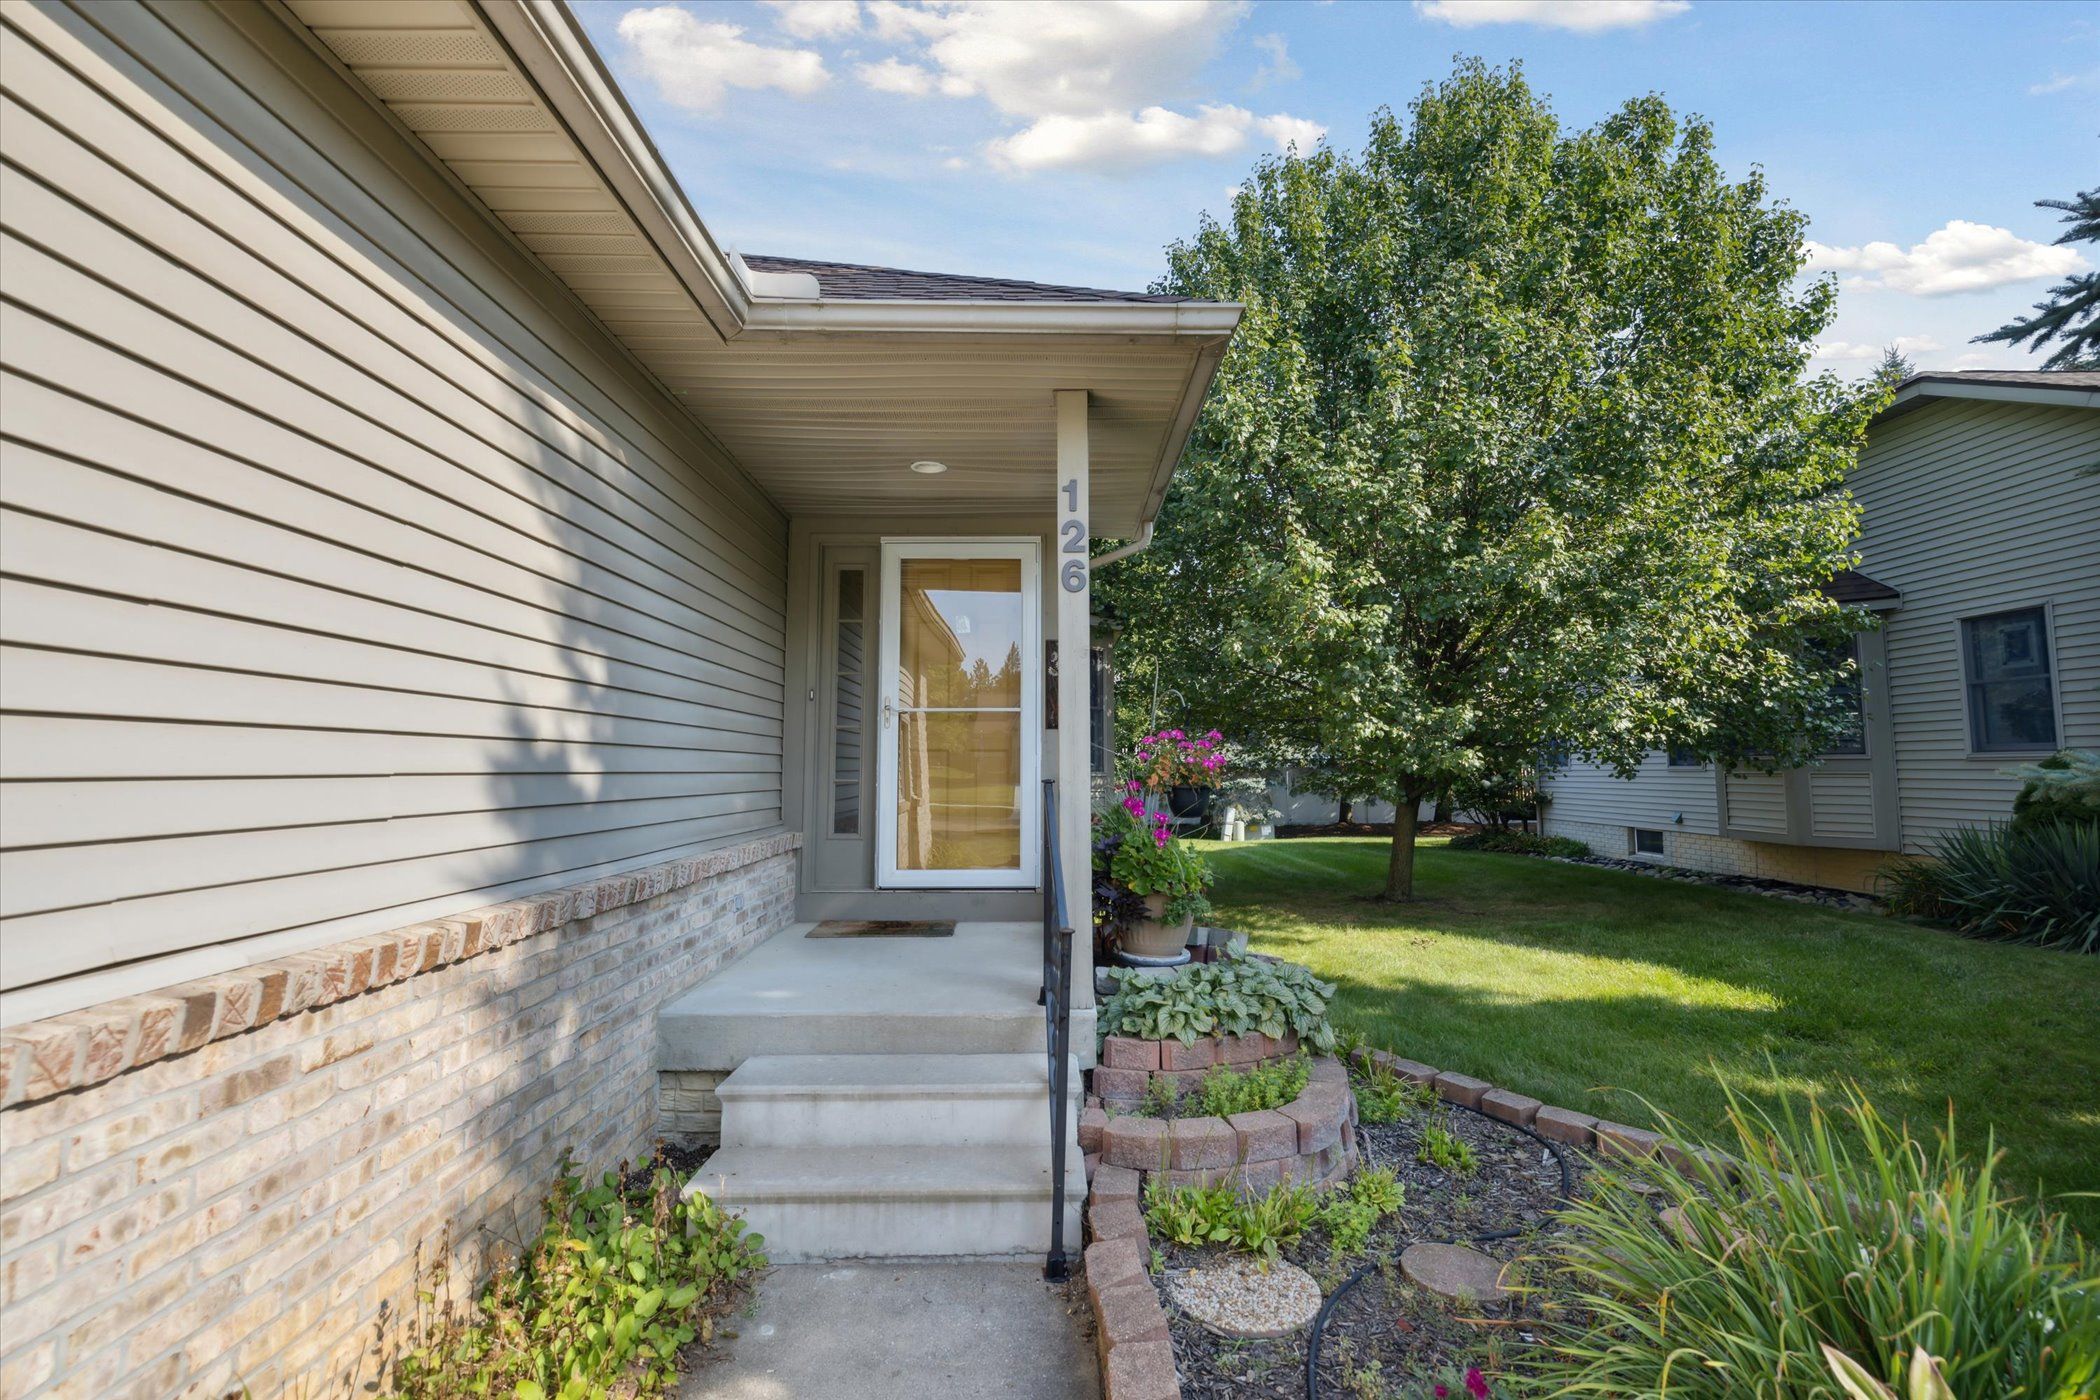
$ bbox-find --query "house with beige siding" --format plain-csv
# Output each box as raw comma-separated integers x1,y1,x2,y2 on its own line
0,2,1237,1394
1542,370,2100,893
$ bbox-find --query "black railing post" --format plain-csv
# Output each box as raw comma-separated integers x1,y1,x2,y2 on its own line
1041,778,1073,1282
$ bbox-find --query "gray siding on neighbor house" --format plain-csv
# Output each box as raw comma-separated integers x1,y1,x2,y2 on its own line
0,2,788,1011
1543,393,2099,858
1853,397,2100,849
1541,751,1720,839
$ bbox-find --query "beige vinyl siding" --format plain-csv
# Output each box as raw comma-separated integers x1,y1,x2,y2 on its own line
1541,752,1719,834
1854,398,2100,850
1807,769,1877,841
1721,770,1788,836
0,2,787,1015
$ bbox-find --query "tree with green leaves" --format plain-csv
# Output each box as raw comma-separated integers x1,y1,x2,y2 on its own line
1872,344,1917,390
1974,188,2099,370
1099,61,1881,900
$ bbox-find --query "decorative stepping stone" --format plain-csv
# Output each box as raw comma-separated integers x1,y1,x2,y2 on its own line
1166,1256,1323,1338
1400,1243,1514,1304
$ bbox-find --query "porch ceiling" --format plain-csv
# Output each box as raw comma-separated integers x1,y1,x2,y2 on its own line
279,0,1238,537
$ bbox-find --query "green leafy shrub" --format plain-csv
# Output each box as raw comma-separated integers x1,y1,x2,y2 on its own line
1531,1083,2100,1398
1416,1116,1478,1175
1350,1056,1437,1125
390,1154,766,1399
1100,959,1338,1051
1316,1167,1407,1253
1143,1176,1318,1268
2010,748,2100,832
1880,820,2100,954
1194,1053,1310,1117
1447,830,1589,858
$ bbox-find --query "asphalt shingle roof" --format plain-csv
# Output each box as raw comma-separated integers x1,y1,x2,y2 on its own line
1895,369,2100,391
743,254,1198,304
1825,569,1901,605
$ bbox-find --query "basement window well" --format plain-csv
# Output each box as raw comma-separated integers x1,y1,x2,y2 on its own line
1630,827,1666,858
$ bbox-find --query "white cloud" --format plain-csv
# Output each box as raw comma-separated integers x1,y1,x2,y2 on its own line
1812,336,1943,362
2028,68,2099,95
885,1,1251,119
1805,220,2087,297
762,0,862,40
616,7,829,114
1258,113,1326,152
855,2,1317,173
1250,33,1300,88
1414,0,1690,32
857,57,935,96
989,105,1260,173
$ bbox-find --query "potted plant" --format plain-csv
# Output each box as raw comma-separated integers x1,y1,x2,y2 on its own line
1102,804,1212,961
1097,728,1226,963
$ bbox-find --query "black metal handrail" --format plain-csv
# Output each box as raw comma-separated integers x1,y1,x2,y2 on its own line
1039,778,1074,1283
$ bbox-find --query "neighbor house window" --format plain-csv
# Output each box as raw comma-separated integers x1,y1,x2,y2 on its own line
1962,607,2057,752
1630,827,1666,856
1816,635,1867,756
1666,748,1702,767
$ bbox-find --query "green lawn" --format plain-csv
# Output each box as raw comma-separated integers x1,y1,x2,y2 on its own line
1199,836,2100,1233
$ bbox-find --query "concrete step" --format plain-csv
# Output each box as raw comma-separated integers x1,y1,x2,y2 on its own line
660,999,1096,1068
717,1053,1083,1149
687,1145,1086,1263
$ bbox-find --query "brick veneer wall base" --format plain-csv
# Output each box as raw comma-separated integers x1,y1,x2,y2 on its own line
0,834,799,1400
1541,816,1888,894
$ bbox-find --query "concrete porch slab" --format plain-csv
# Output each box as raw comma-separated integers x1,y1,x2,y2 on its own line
659,921,1096,1070
682,1262,1101,1400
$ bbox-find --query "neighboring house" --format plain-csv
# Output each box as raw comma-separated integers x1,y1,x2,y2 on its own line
1542,370,2100,893
0,3,1236,1394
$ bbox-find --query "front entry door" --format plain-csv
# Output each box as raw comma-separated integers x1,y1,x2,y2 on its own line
876,540,1041,888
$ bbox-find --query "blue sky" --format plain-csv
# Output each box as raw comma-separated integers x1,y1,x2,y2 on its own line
573,0,2098,375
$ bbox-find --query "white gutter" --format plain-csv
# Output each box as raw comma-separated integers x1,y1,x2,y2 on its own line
1092,520,1155,568
737,298,1241,340
1884,377,2100,419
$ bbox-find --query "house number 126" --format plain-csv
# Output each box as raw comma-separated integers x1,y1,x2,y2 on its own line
1059,478,1086,593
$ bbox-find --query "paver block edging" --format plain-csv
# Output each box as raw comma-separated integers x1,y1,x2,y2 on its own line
1088,1057,1355,1185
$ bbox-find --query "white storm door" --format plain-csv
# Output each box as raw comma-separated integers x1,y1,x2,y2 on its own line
875,540,1042,889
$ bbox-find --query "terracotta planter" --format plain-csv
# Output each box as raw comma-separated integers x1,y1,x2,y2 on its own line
1124,892,1193,961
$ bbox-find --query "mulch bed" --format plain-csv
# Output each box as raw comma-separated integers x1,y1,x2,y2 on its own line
1156,1100,1591,1399
1275,821,1485,839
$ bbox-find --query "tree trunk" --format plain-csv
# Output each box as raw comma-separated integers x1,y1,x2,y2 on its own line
1384,797,1421,901
1337,797,1354,825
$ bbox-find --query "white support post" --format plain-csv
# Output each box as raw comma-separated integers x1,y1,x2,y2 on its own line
1053,389,1093,1009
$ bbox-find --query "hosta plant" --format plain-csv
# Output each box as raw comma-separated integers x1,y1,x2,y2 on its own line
1530,1081,2100,1398
1099,958,1338,1051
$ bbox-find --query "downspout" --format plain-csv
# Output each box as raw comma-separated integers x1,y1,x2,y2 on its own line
1090,520,1155,569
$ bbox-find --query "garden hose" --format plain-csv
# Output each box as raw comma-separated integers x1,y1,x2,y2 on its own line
1303,1097,1577,1400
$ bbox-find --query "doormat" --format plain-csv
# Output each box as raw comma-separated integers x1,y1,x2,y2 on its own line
806,920,956,939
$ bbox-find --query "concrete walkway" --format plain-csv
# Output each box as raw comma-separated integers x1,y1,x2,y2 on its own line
682,1262,1101,1400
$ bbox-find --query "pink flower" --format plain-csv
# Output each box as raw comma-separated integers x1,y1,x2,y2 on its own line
1434,1388,1448,1399
1206,729,1222,741
1466,1368,1488,1398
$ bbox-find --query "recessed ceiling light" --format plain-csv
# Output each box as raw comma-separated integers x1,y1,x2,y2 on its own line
908,460,949,475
